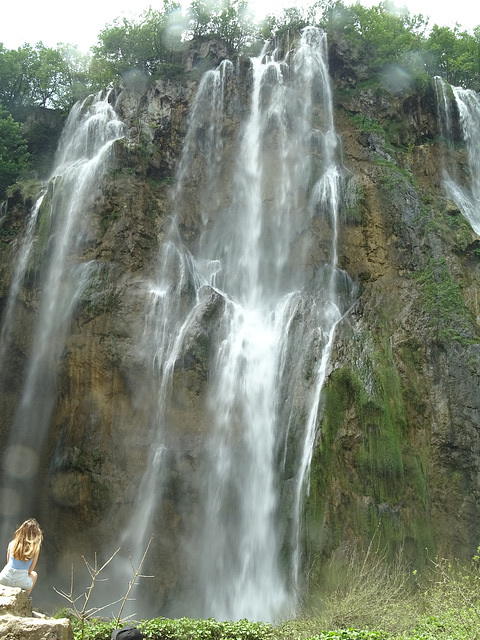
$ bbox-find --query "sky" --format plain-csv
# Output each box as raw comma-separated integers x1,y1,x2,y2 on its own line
1,0,480,53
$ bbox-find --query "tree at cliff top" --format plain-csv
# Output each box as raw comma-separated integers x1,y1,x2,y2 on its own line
187,0,257,53
0,41,90,114
425,24,480,91
90,0,186,87
0,103,29,199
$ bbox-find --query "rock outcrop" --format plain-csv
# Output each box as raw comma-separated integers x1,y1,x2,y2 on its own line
0,586,72,640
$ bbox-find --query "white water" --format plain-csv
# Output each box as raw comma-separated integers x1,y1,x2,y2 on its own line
124,28,355,621
0,92,124,530
435,77,480,234
0,192,45,383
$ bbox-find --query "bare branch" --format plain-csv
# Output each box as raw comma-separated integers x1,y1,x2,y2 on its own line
115,534,154,628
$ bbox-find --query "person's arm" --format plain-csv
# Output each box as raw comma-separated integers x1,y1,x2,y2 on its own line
29,550,39,574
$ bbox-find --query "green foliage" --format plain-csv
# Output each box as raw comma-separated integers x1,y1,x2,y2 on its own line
300,633,389,640
325,1,428,75
322,1,480,90
91,2,186,87
64,546,480,640
71,617,276,640
424,24,480,91
188,0,257,54
1,0,480,108
0,41,85,112
258,6,309,42
316,347,408,505
0,102,29,198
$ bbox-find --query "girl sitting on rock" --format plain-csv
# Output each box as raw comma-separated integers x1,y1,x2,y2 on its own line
0,518,43,594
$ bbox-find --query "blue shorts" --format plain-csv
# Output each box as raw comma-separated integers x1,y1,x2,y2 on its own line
0,565,33,590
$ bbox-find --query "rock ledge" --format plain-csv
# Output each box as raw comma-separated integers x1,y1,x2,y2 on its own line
0,586,73,640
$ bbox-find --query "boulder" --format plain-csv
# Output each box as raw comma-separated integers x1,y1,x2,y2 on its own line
0,586,73,640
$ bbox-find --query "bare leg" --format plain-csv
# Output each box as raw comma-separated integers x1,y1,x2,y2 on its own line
28,571,37,594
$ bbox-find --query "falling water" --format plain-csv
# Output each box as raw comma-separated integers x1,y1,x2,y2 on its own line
435,76,480,234
0,92,124,533
127,28,355,621
0,192,45,384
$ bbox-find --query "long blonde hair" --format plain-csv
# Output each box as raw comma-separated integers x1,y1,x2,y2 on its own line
10,518,43,561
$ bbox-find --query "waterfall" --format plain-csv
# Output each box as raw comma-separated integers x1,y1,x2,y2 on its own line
126,28,355,621
0,92,124,534
0,192,45,386
434,76,480,234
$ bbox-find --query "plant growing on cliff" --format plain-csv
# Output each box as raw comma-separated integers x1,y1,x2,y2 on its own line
415,257,479,344
0,103,30,199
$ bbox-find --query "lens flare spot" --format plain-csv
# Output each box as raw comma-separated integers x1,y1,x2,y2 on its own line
3,445,39,479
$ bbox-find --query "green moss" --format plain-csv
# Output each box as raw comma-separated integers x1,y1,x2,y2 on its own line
80,264,119,318
427,206,475,254
414,257,479,344
342,176,365,225
6,178,43,203
100,209,119,232
306,330,432,579
350,114,387,136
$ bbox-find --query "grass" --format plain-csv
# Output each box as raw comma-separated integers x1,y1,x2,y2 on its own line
59,546,480,640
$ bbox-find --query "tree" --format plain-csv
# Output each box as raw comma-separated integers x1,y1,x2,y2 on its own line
325,1,428,74
187,0,257,54
0,42,79,111
0,102,30,198
425,24,480,89
259,6,309,43
91,1,185,87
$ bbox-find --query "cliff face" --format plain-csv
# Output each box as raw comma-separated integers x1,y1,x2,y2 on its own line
1,34,480,616
305,37,480,591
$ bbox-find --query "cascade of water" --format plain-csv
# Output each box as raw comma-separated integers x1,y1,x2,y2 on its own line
0,92,124,534
128,27,355,621
434,76,453,141
0,192,45,386
435,76,480,234
116,64,234,570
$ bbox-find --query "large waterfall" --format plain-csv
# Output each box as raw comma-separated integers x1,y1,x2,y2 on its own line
0,93,124,538
434,76,480,233
0,29,357,621
118,27,355,621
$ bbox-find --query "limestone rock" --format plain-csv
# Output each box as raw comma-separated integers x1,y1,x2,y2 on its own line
0,587,73,640
0,613,73,640
0,586,32,617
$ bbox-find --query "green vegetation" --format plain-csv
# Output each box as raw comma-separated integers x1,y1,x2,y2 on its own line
415,257,479,344
59,548,480,640
0,103,29,198
1,0,480,113
1,0,480,198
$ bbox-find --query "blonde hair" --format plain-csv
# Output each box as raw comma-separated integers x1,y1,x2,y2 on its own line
10,518,43,561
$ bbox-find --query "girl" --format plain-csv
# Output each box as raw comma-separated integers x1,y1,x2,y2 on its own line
0,518,43,593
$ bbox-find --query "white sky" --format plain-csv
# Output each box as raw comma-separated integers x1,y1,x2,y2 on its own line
1,0,480,53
